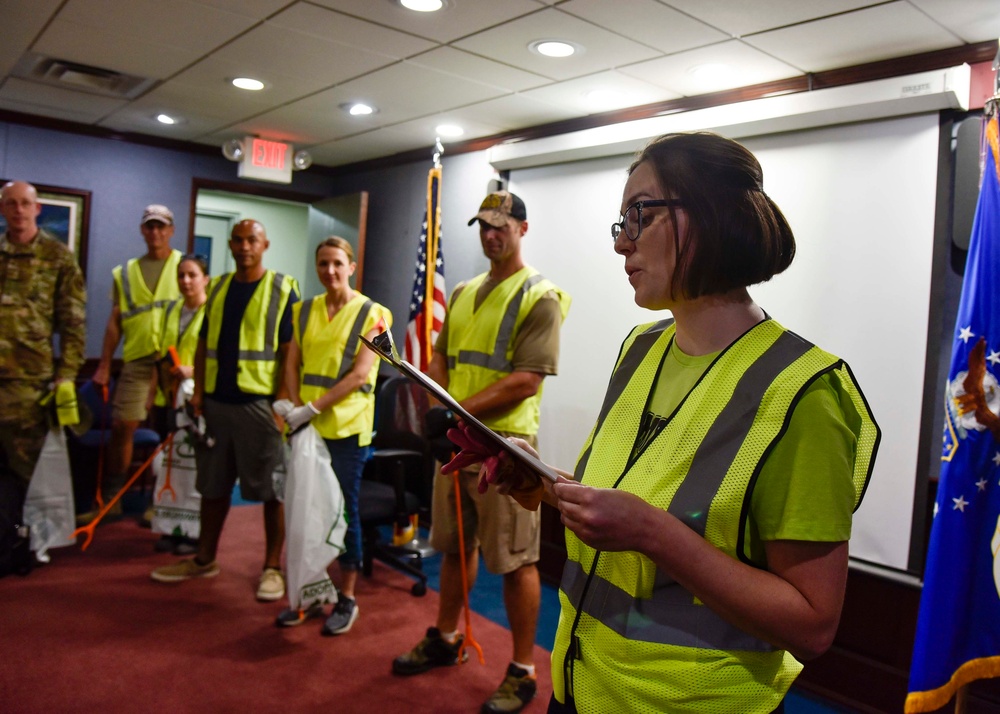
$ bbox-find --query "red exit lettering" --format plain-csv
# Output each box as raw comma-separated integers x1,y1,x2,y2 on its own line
251,139,289,169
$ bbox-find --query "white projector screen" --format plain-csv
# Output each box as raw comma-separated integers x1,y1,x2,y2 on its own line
512,113,941,572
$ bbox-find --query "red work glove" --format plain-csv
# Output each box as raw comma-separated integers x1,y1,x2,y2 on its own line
443,425,545,511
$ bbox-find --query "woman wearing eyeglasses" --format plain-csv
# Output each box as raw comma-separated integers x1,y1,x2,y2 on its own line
446,132,879,713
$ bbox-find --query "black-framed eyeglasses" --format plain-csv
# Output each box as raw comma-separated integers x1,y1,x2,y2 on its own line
611,199,684,242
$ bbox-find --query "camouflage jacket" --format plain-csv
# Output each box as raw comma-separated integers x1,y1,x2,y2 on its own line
0,229,87,381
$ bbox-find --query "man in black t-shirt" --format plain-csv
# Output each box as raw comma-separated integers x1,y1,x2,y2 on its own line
151,219,299,602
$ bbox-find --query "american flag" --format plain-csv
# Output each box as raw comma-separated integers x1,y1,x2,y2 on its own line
403,164,446,372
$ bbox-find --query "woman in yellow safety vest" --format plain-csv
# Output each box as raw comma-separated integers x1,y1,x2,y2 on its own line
275,236,391,635
152,253,210,555
446,132,879,714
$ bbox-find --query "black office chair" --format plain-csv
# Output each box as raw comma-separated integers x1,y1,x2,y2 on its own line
359,375,435,597
68,379,161,513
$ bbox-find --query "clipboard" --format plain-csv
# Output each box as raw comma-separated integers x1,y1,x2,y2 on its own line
360,330,559,483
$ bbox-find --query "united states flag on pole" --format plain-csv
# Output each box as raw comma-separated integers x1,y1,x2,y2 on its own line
906,114,1000,712
403,164,446,373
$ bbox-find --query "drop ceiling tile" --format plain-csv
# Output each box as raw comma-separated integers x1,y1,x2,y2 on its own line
97,109,220,141
558,0,728,54
195,0,292,19
215,103,366,146
909,0,1000,44
0,77,127,122
407,47,551,93
618,40,801,96
665,0,881,38
308,0,542,43
377,113,509,150
321,61,512,120
743,4,961,72
523,71,682,114
0,0,63,77
34,20,196,79
307,129,420,167
203,23,403,95
267,3,436,58
452,7,661,82
440,94,579,133
56,0,259,52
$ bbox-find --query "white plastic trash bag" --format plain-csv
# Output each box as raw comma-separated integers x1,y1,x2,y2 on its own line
285,425,347,611
24,427,76,562
152,432,202,540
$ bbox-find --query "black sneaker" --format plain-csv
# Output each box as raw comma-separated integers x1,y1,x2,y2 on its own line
275,601,325,628
481,663,537,714
392,627,468,675
154,535,177,553
320,596,358,636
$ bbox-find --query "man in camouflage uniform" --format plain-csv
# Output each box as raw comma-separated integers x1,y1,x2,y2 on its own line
0,181,87,503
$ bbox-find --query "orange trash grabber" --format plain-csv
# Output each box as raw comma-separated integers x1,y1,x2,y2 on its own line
73,433,172,551
451,467,485,666
155,432,177,504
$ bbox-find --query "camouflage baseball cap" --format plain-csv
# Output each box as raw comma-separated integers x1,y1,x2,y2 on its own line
141,204,174,225
467,191,527,228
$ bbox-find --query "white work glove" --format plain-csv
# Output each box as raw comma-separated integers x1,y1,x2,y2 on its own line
285,402,321,431
272,398,295,418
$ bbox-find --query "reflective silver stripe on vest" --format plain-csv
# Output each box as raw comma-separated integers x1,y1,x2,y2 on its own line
564,327,815,652
560,559,775,652
574,320,673,479
301,299,375,394
205,274,285,361
119,265,176,319
447,274,547,372
670,330,812,535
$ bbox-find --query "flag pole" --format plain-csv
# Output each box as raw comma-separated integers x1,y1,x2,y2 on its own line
954,685,967,713
422,138,444,368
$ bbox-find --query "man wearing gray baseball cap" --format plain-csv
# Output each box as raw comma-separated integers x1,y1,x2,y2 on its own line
80,204,183,525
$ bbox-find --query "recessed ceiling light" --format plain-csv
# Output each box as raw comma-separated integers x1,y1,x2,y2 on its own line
232,77,265,91
688,63,730,86
156,113,177,125
529,40,579,58
400,0,443,11
339,102,376,116
435,124,464,138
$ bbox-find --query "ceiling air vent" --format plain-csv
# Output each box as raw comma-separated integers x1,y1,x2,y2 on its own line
12,52,158,99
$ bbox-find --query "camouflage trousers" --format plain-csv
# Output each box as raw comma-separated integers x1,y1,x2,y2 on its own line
0,380,50,486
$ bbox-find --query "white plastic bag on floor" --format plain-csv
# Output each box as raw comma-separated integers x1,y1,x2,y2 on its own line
285,425,346,611
151,432,201,540
24,427,76,561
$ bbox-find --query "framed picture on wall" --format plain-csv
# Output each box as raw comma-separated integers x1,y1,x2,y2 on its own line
0,181,91,277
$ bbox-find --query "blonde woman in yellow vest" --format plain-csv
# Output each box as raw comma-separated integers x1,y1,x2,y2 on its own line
81,204,181,523
152,253,209,556
449,133,880,714
273,236,391,634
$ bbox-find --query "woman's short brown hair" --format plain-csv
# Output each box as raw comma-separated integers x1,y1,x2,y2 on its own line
630,132,795,299
315,235,354,262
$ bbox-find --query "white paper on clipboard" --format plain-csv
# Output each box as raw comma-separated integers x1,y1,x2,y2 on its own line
360,331,559,483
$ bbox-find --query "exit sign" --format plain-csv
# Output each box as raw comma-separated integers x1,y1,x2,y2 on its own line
238,137,293,183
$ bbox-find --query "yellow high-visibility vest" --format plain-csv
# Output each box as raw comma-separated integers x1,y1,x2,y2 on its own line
553,318,879,714
293,293,391,444
203,271,297,395
113,250,182,361
445,267,570,435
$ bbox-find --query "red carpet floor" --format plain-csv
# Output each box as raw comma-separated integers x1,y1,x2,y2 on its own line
0,506,552,713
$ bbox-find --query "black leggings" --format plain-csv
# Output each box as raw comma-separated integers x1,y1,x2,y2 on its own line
547,695,785,713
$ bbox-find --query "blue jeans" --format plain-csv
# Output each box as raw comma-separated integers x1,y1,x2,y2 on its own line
324,435,368,570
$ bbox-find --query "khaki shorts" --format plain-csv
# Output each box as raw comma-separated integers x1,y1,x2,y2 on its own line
112,356,157,422
429,434,540,575
195,397,284,502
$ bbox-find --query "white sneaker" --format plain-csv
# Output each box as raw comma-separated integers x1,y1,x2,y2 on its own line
256,567,285,601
